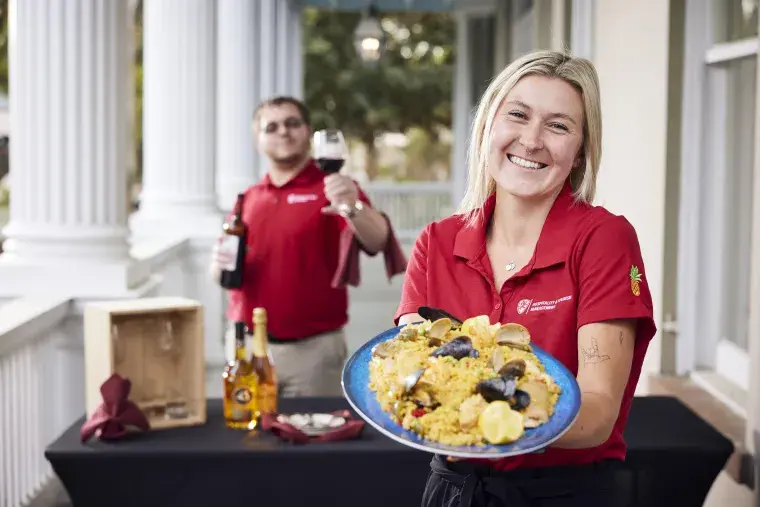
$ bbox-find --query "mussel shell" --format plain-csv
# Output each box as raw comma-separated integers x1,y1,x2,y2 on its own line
498,359,527,380
505,342,533,353
372,341,394,358
495,323,531,346
403,368,427,393
418,306,463,326
397,327,418,341
475,376,518,403
430,336,479,360
427,318,453,340
507,389,531,411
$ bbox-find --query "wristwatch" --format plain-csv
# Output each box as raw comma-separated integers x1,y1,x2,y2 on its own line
338,200,364,219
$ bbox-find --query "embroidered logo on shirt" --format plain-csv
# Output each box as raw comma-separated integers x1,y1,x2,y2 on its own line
516,299,533,315
629,265,642,296
516,296,572,314
286,193,319,204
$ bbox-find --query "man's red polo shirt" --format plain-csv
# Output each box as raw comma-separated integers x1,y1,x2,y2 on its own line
226,159,371,340
394,182,656,470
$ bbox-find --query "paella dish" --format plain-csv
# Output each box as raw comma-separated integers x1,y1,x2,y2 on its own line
368,309,561,446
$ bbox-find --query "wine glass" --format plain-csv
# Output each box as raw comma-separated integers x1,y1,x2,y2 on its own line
159,316,189,419
313,129,348,214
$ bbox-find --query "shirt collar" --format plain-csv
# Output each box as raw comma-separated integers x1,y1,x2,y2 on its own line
453,181,582,270
259,158,322,189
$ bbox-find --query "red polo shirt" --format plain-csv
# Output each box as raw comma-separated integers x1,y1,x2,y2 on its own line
394,182,656,470
226,159,372,340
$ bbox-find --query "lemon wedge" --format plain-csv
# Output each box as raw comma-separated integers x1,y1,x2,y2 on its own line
478,401,525,445
462,315,491,337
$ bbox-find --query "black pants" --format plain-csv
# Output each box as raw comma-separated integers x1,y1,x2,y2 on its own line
421,455,632,507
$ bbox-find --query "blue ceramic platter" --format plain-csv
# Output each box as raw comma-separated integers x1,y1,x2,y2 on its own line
342,324,581,459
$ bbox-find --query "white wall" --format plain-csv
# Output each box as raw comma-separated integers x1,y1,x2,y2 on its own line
592,0,673,389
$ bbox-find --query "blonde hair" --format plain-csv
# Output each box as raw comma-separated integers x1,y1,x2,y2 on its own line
456,50,602,226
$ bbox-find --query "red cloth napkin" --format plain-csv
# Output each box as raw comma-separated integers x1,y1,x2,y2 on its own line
332,212,408,288
80,373,151,443
260,410,365,444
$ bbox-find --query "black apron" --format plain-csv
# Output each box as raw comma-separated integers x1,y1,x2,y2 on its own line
421,455,632,507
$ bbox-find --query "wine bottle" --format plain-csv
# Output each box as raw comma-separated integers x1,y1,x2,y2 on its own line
251,308,278,418
219,193,247,289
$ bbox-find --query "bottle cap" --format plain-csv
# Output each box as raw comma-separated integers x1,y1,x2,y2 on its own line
253,307,267,324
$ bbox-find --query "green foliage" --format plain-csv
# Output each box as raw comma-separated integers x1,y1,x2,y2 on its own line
303,8,455,169
0,1,453,184
403,127,451,181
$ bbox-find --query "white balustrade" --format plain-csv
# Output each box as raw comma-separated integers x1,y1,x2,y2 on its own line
0,298,70,507
362,181,454,241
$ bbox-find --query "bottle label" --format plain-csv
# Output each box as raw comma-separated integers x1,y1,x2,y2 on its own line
219,235,240,271
233,386,252,405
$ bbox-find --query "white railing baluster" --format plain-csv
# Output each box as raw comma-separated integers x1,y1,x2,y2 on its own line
1,355,8,507
364,181,454,241
0,298,71,506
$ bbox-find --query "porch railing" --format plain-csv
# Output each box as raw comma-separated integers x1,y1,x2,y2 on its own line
0,298,71,507
363,181,454,241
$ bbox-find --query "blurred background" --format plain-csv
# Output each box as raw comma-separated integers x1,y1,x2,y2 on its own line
0,0,758,506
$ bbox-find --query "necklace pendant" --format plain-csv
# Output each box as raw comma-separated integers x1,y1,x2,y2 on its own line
506,261,516,272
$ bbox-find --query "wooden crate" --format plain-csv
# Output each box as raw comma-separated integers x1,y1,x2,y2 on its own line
84,297,207,430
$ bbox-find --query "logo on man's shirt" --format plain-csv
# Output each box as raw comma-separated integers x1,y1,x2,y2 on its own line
516,295,572,314
286,193,319,204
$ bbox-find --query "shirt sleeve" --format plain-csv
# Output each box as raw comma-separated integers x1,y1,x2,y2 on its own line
393,223,431,324
576,216,657,342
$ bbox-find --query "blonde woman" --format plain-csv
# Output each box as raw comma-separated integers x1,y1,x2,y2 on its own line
395,50,655,506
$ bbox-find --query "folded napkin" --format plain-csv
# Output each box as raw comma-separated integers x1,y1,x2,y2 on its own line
260,410,365,444
80,373,151,443
332,212,408,289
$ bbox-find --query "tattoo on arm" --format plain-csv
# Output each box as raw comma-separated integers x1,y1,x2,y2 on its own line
581,337,610,367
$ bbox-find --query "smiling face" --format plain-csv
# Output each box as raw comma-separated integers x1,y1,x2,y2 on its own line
487,74,585,201
254,102,312,168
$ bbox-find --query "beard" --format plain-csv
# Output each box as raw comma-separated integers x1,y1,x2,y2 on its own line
271,145,309,168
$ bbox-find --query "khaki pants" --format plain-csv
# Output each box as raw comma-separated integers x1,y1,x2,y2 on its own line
226,324,347,398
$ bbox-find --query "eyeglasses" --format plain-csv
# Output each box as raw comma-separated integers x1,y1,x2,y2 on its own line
261,117,305,134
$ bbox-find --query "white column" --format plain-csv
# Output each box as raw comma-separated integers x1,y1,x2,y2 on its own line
215,0,303,212
745,7,760,474
451,11,472,206
0,0,149,295
131,0,227,365
571,0,595,59
131,0,220,233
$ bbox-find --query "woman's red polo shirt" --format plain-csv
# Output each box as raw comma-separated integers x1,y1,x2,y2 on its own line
394,183,656,471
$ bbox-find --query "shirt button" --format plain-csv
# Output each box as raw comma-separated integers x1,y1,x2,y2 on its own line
494,302,502,310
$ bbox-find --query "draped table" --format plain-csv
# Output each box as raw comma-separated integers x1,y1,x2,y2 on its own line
45,396,733,507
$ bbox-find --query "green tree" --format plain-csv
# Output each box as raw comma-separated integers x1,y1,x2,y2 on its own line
303,8,454,180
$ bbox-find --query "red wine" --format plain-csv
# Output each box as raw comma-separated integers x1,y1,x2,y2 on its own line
219,193,247,289
316,158,345,174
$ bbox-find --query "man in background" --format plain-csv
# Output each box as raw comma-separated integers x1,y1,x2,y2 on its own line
211,96,393,397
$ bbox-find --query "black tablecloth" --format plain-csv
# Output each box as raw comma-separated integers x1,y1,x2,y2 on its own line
45,396,733,507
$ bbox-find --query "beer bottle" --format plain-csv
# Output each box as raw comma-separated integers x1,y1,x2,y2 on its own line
222,322,257,429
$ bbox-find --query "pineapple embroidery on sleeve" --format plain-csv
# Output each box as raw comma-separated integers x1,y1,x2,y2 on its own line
629,265,642,296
